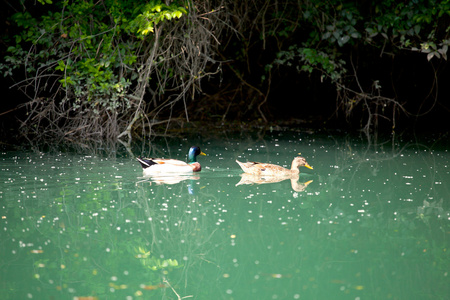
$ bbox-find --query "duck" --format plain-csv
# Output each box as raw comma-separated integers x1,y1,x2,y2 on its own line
235,156,313,176
137,146,206,175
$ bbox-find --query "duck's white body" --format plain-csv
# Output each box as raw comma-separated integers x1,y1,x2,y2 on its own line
137,146,205,176
140,159,198,175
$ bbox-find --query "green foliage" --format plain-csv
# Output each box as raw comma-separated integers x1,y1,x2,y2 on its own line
273,0,450,84
364,0,450,60
2,1,129,112
0,0,190,139
3,0,449,135
262,0,450,129
130,0,187,36
275,46,346,82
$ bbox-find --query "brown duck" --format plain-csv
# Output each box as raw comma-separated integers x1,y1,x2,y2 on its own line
236,156,313,176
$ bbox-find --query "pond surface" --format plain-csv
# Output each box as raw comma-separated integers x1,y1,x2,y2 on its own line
1,130,449,300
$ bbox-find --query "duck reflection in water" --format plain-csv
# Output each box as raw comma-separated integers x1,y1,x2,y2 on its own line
235,156,313,192
137,175,199,195
142,174,200,185
236,173,313,192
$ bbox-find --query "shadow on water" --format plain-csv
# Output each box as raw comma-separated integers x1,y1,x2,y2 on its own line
1,129,449,299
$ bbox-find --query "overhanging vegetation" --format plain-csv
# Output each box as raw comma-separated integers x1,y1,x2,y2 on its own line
1,0,449,141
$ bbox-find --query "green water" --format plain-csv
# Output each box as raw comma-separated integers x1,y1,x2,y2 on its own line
1,131,449,300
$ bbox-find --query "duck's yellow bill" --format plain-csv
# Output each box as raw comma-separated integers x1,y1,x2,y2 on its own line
200,151,206,156
305,163,313,170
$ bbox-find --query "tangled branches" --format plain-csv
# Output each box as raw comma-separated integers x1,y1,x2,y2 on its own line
121,1,226,140
4,1,226,142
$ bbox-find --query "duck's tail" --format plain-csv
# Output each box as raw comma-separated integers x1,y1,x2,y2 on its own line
137,157,157,169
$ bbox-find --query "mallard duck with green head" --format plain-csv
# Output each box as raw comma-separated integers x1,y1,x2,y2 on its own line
236,156,313,176
137,146,206,175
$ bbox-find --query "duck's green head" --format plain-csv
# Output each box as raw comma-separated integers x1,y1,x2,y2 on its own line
188,146,206,163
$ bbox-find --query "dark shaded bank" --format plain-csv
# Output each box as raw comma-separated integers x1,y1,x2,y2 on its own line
2,39,449,140
1,42,450,143
1,0,450,143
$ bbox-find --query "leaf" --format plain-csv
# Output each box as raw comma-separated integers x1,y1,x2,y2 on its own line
427,52,434,61
174,11,182,18
414,25,421,35
55,60,66,71
141,27,153,35
340,35,350,45
322,32,331,40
